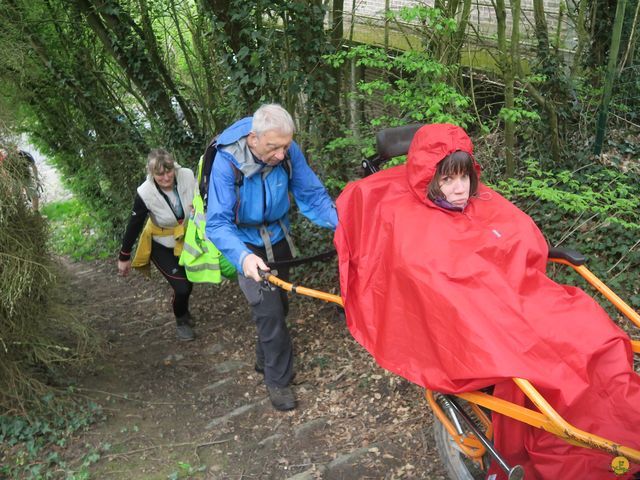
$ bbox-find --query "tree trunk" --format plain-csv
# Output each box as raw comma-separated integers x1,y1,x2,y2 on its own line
451,0,472,65
594,0,628,154
495,0,517,176
570,0,589,78
531,0,561,163
619,0,639,69
73,0,198,157
329,0,344,115
137,0,203,142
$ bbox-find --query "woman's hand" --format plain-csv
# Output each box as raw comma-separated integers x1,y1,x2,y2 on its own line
117,259,132,277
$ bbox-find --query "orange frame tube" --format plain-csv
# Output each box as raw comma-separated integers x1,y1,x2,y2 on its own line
264,261,640,463
425,390,491,463
549,258,640,353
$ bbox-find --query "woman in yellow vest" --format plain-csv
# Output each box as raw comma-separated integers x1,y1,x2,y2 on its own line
117,149,197,341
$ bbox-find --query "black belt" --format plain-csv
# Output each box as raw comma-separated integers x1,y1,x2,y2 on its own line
266,249,336,270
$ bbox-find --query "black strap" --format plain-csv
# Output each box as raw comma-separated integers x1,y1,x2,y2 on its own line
266,249,336,270
155,180,184,221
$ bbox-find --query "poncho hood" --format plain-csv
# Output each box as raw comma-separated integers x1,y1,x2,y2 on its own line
406,123,480,206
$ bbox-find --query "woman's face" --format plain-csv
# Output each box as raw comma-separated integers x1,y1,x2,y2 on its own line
438,172,470,207
153,167,175,190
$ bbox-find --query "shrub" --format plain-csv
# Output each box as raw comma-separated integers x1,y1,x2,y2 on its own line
0,148,98,415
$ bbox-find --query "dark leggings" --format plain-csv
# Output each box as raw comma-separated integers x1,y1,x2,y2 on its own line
150,241,192,318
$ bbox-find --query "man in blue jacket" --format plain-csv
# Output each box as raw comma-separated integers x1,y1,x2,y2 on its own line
205,104,337,411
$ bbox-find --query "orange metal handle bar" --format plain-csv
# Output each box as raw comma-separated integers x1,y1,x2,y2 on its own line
454,379,640,464
513,377,640,462
263,273,344,307
550,258,640,329
550,258,640,354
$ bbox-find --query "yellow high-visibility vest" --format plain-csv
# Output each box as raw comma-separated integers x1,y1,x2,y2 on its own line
178,156,236,283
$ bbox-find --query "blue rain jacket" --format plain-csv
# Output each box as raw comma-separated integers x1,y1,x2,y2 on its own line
205,117,337,272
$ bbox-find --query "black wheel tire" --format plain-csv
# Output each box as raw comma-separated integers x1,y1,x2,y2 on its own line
433,418,489,480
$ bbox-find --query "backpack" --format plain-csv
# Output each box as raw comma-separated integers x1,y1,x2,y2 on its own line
198,136,292,211
198,136,220,208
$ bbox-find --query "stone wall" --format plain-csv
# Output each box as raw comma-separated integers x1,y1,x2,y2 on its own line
343,0,575,51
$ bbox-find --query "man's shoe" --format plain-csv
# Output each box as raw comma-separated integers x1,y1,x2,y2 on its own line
267,385,296,411
175,323,195,341
254,358,265,374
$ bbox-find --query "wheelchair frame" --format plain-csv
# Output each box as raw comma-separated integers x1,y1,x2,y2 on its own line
261,123,640,478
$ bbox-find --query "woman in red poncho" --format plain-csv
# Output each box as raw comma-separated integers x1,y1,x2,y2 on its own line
334,123,640,479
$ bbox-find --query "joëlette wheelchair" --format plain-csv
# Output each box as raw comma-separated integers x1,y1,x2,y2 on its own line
260,124,640,480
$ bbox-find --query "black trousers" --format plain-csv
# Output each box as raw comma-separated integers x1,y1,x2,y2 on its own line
150,241,193,319
238,239,293,388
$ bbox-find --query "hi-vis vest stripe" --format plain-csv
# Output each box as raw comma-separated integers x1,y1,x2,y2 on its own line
178,155,236,283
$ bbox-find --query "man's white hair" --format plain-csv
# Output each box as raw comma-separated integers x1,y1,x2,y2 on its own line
251,103,295,137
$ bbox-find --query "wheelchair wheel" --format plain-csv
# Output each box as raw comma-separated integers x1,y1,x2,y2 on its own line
432,401,490,480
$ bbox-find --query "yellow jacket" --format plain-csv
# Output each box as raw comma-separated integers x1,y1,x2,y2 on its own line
132,218,185,268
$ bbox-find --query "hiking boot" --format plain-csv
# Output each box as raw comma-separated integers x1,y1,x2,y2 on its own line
182,312,195,327
267,385,296,411
255,357,265,374
176,321,196,342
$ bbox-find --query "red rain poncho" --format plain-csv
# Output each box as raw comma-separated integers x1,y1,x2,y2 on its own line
334,124,640,479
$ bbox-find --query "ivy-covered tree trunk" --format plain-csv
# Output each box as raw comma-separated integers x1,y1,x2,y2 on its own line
2,0,148,220
199,0,285,110
569,0,589,78
136,0,202,142
198,0,339,141
495,0,519,176
530,0,561,163
72,0,201,159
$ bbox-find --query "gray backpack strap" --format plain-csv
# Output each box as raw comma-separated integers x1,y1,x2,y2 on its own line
278,219,297,258
258,226,275,263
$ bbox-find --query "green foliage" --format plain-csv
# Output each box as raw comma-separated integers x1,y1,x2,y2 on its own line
498,99,541,124
0,394,104,480
394,5,458,32
42,199,120,261
389,3,467,65
496,160,639,231
167,461,207,480
493,160,640,310
318,13,474,198
325,45,473,127
311,132,376,195
205,1,336,122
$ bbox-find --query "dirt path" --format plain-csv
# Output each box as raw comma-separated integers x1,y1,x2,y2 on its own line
61,258,449,479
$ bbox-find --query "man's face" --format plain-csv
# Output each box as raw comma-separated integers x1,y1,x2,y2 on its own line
248,130,293,166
